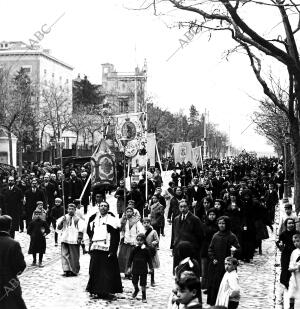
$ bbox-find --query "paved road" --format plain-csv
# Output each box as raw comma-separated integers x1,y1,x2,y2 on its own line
15,188,278,308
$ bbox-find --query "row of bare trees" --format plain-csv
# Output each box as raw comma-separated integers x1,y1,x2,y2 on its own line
0,68,106,170
139,0,300,213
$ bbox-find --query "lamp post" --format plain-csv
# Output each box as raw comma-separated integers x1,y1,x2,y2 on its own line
283,132,291,203
120,137,130,207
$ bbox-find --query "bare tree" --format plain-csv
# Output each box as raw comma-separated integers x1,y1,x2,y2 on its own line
0,68,35,169
40,81,72,157
141,0,300,212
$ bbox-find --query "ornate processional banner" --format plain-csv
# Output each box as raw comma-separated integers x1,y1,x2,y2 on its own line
90,139,117,186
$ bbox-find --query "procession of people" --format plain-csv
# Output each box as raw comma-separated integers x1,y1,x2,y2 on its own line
0,154,300,308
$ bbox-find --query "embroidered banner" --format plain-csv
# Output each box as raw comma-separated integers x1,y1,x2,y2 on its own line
173,142,192,164
90,139,116,186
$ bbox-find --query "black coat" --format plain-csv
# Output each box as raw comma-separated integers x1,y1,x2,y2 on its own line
190,185,206,204
277,229,297,288
127,245,153,275
24,189,45,218
173,212,205,268
127,189,144,215
27,218,50,254
211,177,225,198
0,231,27,309
40,182,56,208
2,186,23,231
65,178,83,202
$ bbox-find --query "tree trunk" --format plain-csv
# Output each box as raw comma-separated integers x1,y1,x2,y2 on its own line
75,133,79,157
290,118,300,214
91,133,95,152
7,130,13,166
18,141,23,177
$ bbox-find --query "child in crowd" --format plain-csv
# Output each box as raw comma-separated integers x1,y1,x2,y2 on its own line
143,217,160,286
27,209,50,267
279,204,298,235
49,198,64,246
32,201,47,221
127,233,153,303
168,241,201,309
174,272,202,309
215,257,240,309
288,232,300,309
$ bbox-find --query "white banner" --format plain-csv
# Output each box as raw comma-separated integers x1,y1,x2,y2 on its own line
173,142,193,164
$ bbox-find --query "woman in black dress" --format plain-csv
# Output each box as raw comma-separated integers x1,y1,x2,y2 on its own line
276,218,297,290
207,216,240,306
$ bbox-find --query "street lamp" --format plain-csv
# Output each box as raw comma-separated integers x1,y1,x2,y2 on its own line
120,137,130,207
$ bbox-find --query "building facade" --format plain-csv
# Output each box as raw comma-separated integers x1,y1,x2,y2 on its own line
0,41,74,152
100,62,147,115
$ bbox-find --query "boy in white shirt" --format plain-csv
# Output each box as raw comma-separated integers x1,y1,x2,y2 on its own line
57,203,84,276
215,256,240,309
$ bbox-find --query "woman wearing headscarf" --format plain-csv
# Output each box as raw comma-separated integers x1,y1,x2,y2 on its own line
168,187,184,249
207,216,240,306
118,205,144,278
201,208,218,291
276,218,297,305
86,201,122,300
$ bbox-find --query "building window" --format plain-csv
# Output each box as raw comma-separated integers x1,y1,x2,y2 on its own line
119,100,129,113
21,66,32,74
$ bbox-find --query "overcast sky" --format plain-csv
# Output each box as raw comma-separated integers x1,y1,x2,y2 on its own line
0,0,279,155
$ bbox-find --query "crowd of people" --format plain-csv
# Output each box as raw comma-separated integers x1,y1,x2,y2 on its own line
0,155,300,309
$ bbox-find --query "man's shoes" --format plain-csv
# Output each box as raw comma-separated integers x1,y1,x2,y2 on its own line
142,298,147,303
55,242,58,247
31,261,37,266
151,281,156,287
132,288,139,298
68,271,77,277
38,262,44,268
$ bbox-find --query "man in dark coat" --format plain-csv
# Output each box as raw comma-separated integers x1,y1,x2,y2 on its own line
66,171,83,204
172,199,205,270
127,182,144,217
190,178,206,204
24,179,45,229
40,174,56,223
0,215,27,309
2,177,23,238
80,171,91,214
211,170,225,199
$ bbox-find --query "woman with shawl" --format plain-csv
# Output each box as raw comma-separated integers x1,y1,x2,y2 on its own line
118,205,144,278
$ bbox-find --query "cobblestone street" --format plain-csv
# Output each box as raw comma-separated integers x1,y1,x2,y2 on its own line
16,192,279,309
